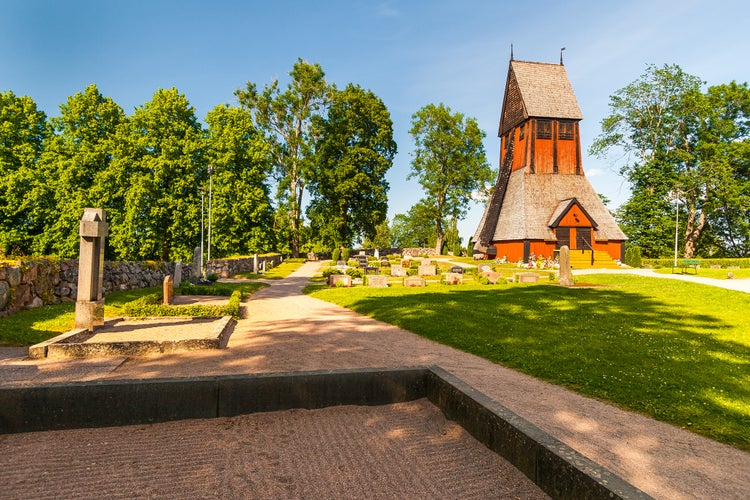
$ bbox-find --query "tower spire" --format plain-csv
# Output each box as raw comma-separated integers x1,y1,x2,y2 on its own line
510,43,514,61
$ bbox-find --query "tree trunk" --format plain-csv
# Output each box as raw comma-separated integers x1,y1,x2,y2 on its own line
683,207,706,258
434,218,444,255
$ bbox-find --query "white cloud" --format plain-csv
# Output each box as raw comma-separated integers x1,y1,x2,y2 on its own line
586,168,603,177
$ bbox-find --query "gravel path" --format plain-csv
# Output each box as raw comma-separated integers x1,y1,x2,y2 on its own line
2,261,749,498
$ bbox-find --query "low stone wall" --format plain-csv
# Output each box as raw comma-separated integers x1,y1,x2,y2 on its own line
401,247,438,257
0,259,192,318
206,255,284,278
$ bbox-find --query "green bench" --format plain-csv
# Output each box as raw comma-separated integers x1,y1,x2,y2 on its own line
673,259,700,274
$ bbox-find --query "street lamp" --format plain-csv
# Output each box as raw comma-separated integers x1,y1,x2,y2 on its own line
207,165,214,266
669,190,681,268
199,187,205,277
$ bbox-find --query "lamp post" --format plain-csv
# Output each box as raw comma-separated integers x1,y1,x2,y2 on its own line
199,187,205,277
207,165,214,267
670,190,681,268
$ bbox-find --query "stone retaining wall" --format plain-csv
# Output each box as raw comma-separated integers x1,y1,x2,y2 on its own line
0,259,192,318
206,254,283,278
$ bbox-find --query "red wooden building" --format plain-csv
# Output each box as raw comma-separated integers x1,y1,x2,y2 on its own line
473,58,626,266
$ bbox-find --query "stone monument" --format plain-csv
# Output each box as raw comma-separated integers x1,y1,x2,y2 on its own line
163,275,174,305
192,246,202,282
558,245,574,287
174,260,182,286
74,208,108,332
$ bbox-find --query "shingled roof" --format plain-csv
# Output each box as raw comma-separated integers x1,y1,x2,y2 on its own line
473,169,627,243
499,60,583,136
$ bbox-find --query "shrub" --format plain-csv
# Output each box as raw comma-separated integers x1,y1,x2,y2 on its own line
624,246,642,268
206,272,219,282
478,275,490,285
121,290,243,319
332,247,340,262
322,267,343,279
452,242,463,257
342,248,350,261
345,267,362,279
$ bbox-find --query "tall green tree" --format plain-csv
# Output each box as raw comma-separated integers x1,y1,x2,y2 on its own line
307,84,396,250
236,59,331,257
205,104,275,256
591,64,750,258
408,103,493,254
0,91,49,255
107,88,205,261
391,201,437,249
37,84,125,257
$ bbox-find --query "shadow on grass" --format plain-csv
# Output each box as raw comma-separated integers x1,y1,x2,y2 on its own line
314,284,750,449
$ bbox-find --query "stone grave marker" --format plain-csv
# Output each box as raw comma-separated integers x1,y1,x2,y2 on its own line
380,257,390,267
163,275,174,305
444,272,463,284
418,264,436,276
404,276,426,287
390,264,406,277
450,266,464,274
367,275,389,288
174,260,182,286
329,274,352,287
192,246,202,281
75,208,108,332
558,245,574,287
479,264,492,273
514,272,540,283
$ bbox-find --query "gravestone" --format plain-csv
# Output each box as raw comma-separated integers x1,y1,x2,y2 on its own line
558,245,574,287
450,266,464,274
328,274,352,287
390,265,406,277
404,276,426,287
74,208,108,332
444,272,463,284
192,246,202,281
479,264,492,273
514,272,540,283
421,258,432,266
163,275,174,305
253,254,259,274
174,260,182,286
367,275,389,288
418,265,436,276
485,271,503,284
380,257,390,267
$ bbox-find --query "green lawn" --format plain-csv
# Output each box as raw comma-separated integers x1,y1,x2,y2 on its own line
232,258,306,279
653,267,750,279
308,274,750,450
0,282,264,346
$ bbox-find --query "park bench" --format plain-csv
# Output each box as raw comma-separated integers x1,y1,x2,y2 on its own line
673,259,700,274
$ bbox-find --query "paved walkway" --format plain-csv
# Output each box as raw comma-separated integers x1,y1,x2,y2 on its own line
2,262,749,498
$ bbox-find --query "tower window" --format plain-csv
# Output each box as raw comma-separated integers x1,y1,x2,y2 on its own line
559,121,575,140
536,119,551,139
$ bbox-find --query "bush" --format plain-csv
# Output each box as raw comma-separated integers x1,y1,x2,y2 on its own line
624,246,642,268
332,247,340,262
206,272,219,282
321,267,343,279
122,290,243,319
345,267,362,279
478,275,490,285
342,248,350,261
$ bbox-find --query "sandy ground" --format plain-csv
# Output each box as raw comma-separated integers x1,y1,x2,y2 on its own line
0,399,547,500
1,261,749,498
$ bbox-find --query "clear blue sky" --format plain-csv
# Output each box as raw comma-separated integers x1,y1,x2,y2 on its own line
3,0,749,243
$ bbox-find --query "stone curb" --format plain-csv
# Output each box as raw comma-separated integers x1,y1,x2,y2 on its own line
0,367,650,499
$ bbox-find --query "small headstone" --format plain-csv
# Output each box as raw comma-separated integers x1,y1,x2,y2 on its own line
710,264,722,269
558,245,574,287
336,260,347,267
485,271,503,284
479,264,492,273
163,275,174,305
367,275,389,288
421,258,432,266
253,254,259,273
174,260,182,286
514,272,540,283
727,272,735,279
192,246,202,282
380,257,390,267
391,265,406,277
404,276,426,287
374,249,379,259
450,266,464,274
444,272,463,284
329,274,352,287
418,265,436,276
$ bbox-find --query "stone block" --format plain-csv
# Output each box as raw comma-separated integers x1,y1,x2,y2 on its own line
74,299,104,331
484,271,503,284
367,275,389,288
418,265,436,276
514,272,540,283
163,275,174,305
444,272,463,284
390,264,406,277
328,274,352,287
0,281,9,310
404,276,426,287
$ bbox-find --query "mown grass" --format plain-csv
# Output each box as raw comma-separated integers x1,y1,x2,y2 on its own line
308,274,750,450
653,267,750,279
232,258,307,280
0,282,265,346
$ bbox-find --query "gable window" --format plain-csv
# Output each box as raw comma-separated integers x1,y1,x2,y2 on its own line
536,119,551,139
559,121,575,140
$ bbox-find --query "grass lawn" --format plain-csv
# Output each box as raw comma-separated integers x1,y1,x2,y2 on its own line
308,274,750,451
653,267,750,280
0,282,264,347
232,259,306,279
